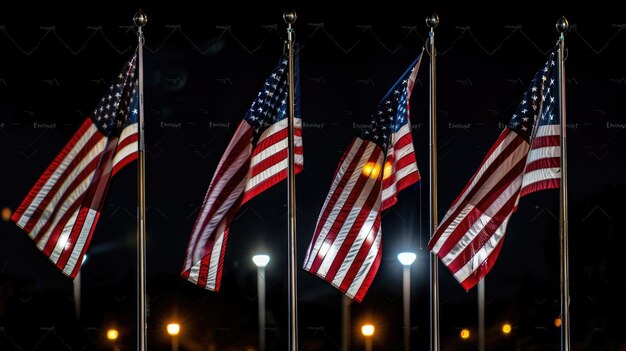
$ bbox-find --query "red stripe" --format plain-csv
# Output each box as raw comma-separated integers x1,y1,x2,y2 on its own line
530,135,560,149
434,155,527,258
111,153,137,177
66,210,101,279
429,134,526,248
310,147,382,274
248,149,287,180
520,178,560,197
306,140,368,254
116,132,137,150
205,124,254,193
197,252,211,288
392,132,413,150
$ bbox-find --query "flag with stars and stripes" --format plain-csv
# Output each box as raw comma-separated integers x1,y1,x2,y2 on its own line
12,49,139,278
303,54,422,302
182,53,302,291
428,51,560,290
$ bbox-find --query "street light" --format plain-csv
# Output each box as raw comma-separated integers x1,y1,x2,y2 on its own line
73,254,88,320
252,254,270,351
167,323,180,351
361,324,374,351
502,323,512,335
397,252,416,351
460,328,471,340
106,328,120,351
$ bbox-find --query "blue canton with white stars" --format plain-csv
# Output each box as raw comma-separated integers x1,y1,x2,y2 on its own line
508,52,559,143
244,53,301,135
92,52,139,137
361,63,415,152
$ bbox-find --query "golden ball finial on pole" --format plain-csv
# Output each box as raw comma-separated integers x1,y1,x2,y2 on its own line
426,13,439,29
134,9,148,27
283,10,297,24
556,16,569,33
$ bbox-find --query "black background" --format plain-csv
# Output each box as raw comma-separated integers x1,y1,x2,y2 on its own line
0,1,625,350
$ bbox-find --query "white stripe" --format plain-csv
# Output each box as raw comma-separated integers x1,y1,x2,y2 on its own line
28,138,107,239
444,131,519,218
522,167,560,188
60,208,98,275
331,194,381,285
17,124,100,228
205,219,227,291
441,175,522,265
45,209,79,264
453,216,511,283
535,124,560,137
382,163,418,201
303,140,371,269
316,154,383,277
187,262,201,285
527,146,559,164
244,159,287,192
32,169,97,247
345,226,382,298
250,139,287,168
431,205,474,254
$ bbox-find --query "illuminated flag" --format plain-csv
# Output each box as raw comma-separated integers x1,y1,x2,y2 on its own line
12,49,139,278
182,53,302,291
428,52,560,290
303,54,422,302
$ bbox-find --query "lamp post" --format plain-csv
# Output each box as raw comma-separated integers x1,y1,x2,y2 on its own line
166,323,180,351
397,252,416,351
73,254,88,320
361,324,374,351
252,254,270,351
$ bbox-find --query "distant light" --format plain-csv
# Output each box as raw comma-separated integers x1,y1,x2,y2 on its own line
362,162,381,179
106,329,119,340
252,254,270,268
1,207,12,221
502,323,512,334
361,324,375,337
460,328,470,340
167,323,180,336
397,252,417,266
554,318,562,327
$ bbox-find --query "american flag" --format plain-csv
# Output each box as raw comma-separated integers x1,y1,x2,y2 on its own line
12,49,139,278
303,55,422,302
182,53,302,291
428,52,560,290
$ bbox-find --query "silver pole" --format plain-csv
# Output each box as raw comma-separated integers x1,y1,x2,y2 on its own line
365,337,372,351
402,265,411,351
426,13,440,351
556,16,571,351
283,10,299,351
258,266,267,351
478,280,485,351
73,270,81,320
133,10,148,351
342,295,351,351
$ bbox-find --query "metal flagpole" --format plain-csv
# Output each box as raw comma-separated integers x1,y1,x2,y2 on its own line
133,10,148,351
426,13,440,351
284,10,299,351
556,16,571,351
341,295,351,351
478,280,485,351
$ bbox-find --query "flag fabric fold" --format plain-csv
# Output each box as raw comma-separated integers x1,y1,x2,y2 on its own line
182,53,302,291
11,49,140,278
303,54,422,302
428,51,560,290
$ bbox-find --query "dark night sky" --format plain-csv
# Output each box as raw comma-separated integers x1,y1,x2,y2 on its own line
0,1,625,350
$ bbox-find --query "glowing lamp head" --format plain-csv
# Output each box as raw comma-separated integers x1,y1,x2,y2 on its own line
460,328,470,339
166,323,180,336
106,329,119,340
361,324,375,337
502,323,512,334
397,252,417,266
252,254,270,268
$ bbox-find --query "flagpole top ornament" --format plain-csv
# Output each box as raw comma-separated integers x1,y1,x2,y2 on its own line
426,13,439,29
134,10,147,27
556,16,569,33
283,10,297,24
